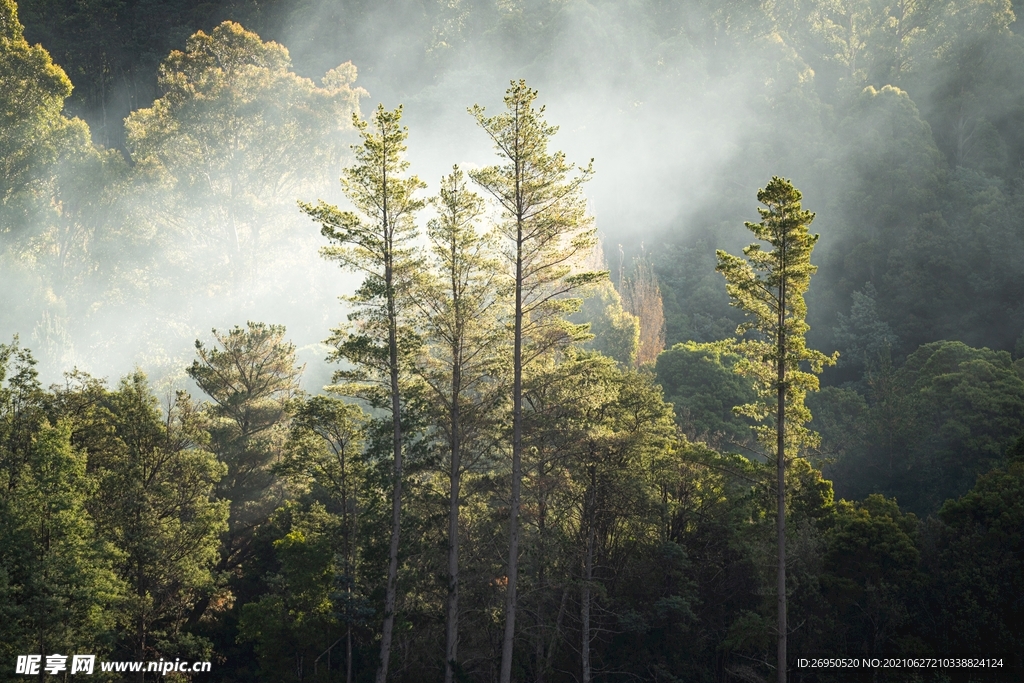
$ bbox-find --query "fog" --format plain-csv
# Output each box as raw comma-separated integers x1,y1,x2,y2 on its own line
5,2,1024,675
8,0,1024,389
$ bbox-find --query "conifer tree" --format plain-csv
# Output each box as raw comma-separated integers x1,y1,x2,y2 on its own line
301,104,425,683
715,177,835,683
282,396,368,683
469,80,603,683
412,166,505,683
188,322,302,578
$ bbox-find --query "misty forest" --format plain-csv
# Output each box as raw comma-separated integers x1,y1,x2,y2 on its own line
2,0,1024,681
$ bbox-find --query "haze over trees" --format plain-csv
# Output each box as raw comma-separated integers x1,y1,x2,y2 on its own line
1,0,1024,680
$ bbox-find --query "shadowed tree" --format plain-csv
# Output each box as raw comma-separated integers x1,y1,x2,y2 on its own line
281,395,368,683
187,321,302,623
93,374,228,675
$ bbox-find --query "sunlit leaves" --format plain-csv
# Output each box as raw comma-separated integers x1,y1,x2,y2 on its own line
126,21,366,289
716,177,837,459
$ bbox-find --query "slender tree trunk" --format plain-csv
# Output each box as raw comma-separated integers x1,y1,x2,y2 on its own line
581,465,596,683
535,482,548,683
445,356,462,683
342,443,353,683
777,283,787,683
137,559,146,683
500,213,524,683
535,615,545,683
546,588,568,673
377,142,403,681
346,624,352,683
377,265,403,683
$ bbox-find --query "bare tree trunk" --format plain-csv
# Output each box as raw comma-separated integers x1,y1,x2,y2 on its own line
581,465,596,683
777,282,787,683
445,357,462,683
136,560,146,683
535,615,545,683
546,588,568,673
376,152,403,682
343,441,353,683
346,624,352,683
535,480,548,683
499,215,525,683
376,271,403,683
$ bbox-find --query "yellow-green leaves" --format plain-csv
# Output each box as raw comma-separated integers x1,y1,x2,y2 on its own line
470,80,603,356
0,0,74,208
301,104,426,401
126,21,366,288
716,177,837,458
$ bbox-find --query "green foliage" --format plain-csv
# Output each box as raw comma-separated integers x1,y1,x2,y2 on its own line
655,341,756,451
189,322,301,576
716,177,837,457
126,21,365,291
820,495,921,657
512,352,679,682
0,341,123,666
7,1,1024,679
302,104,425,404
303,102,427,683
925,447,1024,658
409,165,509,683
0,0,72,215
576,281,641,367
832,282,898,371
657,240,743,347
283,396,367,504
68,371,230,662
238,504,344,683
469,80,605,357
412,165,506,424
827,340,1024,514
469,80,605,683
0,0,124,374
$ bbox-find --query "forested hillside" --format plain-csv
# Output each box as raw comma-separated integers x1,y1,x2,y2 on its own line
2,0,1024,680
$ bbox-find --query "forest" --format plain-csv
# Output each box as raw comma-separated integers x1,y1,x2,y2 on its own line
2,0,1024,681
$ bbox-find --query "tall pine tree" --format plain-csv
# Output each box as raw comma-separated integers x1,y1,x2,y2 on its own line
301,104,425,683
412,166,506,683
469,80,603,683
715,177,835,683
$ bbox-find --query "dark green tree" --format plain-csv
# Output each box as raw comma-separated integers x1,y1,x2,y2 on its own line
655,341,757,451
927,437,1024,660
237,504,343,683
0,341,123,669
89,374,228,671
820,495,921,659
188,322,302,583
282,396,369,683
